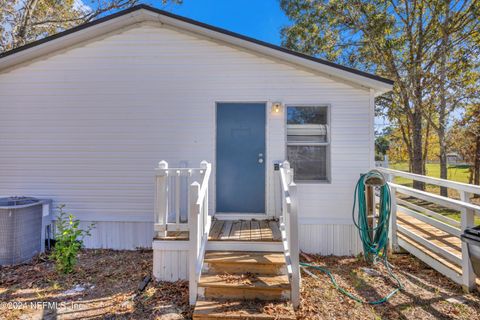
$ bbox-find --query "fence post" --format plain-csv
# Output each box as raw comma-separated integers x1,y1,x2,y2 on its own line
288,182,300,309
189,181,200,305
388,184,399,254
459,191,476,292
155,160,168,238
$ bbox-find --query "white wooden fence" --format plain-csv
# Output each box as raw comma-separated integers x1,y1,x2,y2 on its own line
278,161,300,308
154,160,212,305
378,167,480,291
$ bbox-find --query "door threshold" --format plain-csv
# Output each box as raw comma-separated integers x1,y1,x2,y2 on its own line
214,213,272,220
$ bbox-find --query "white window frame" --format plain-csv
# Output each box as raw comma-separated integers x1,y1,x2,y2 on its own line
285,104,331,183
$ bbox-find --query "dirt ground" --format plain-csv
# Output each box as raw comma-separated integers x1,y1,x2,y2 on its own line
0,250,192,319
0,249,479,319
297,253,480,320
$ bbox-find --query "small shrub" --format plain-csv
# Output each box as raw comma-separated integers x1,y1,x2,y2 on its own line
51,205,94,274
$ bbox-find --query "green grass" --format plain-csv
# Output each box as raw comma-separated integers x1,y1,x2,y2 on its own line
389,163,479,225
390,163,471,186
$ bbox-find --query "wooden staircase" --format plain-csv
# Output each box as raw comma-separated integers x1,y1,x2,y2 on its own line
192,251,296,319
153,161,301,317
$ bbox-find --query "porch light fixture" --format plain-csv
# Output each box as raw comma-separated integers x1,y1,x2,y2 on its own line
272,102,283,113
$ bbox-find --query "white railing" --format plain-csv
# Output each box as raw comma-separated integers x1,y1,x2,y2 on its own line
188,161,212,305
154,160,212,305
278,161,300,308
377,167,480,291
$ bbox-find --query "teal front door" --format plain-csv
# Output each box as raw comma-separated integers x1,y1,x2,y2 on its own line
216,103,266,213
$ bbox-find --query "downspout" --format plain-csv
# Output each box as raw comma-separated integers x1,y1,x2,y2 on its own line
369,89,376,169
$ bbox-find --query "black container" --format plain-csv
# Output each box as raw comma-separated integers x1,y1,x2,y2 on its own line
460,225,480,277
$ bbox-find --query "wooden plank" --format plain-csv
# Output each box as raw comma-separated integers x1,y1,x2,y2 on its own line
259,220,273,241
154,223,189,232
209,220,224,240
154,231,189,240
204,251,285,264
240,220,251,240
229,221,242,240
397,198,460,227
398,234,463,286
250,220,262,241
193,299,296,320
207,220,217,240
398,225,462,266
391,183,480,213
398,214,462,253
269,220,282,241
397,205,461,237
202,286,288,301
199,274,290,289
219,220,233,240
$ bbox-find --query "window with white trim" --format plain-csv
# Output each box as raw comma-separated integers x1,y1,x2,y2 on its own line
286,106,330,182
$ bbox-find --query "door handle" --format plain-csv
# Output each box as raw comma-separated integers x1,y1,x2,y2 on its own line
258,153,264,164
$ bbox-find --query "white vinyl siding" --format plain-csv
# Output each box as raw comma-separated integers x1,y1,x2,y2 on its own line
0,23,372,253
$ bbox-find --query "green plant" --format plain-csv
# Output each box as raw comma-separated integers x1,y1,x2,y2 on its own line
51,205,94,274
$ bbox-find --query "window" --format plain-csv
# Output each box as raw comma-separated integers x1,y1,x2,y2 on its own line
286,106,330,182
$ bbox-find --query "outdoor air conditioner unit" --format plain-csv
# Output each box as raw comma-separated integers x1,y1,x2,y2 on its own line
0,197,52,265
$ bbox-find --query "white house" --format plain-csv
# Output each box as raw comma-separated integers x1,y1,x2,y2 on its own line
0,5,395,315
0,5,392,255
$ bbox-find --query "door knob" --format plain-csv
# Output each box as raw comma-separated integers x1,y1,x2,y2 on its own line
258,158,264,164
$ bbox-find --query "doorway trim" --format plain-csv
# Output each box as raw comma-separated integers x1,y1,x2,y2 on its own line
214,101,269,217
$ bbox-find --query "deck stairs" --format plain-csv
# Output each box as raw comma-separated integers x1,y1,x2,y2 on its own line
192,219,296,319
154,161,300,318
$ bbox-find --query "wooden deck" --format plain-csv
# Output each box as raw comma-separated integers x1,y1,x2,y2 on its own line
154,231,189,241
397,211,462,262
208,219,282,242
396,212,480,285
397,211,480,286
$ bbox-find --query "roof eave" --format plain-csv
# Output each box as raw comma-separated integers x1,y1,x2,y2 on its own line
0,5,394,93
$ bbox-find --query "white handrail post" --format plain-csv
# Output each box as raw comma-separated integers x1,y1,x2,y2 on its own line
175,170,181,228
282,160,292,184
155,160,168,238
459,191,476,292
189,181,200,305
200,160,210,230
289,181,300,309
274,162,281,217
388,183,399,254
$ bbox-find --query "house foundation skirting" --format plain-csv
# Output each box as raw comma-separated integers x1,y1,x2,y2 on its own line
152,240,189,281
78,221,362,257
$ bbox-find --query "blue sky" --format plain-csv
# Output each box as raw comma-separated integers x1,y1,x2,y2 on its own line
80,0,290,45
163,0,290,45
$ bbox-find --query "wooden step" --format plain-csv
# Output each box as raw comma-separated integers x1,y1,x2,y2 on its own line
208,220,282,242
204,251,286,275
193,299,296,320
198,273,290,301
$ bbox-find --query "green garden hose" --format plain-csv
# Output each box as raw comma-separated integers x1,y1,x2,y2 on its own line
301,170,403,305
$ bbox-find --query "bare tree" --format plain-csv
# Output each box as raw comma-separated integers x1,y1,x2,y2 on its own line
1,0,181,53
